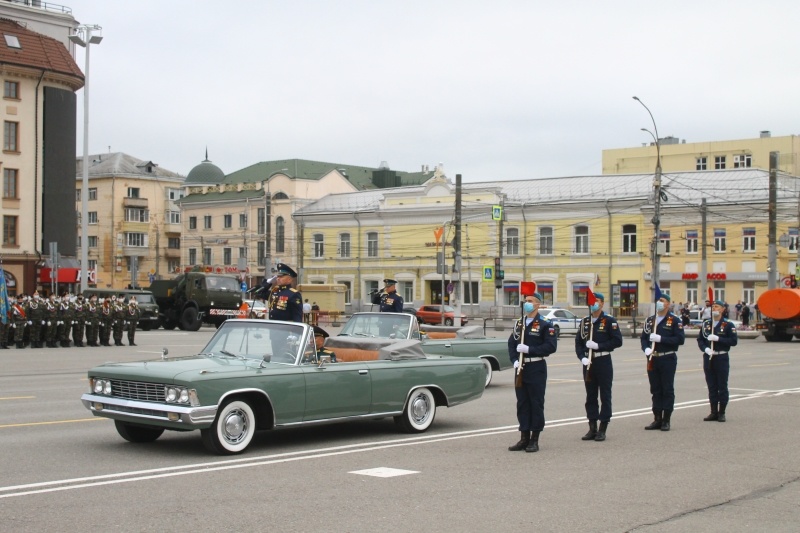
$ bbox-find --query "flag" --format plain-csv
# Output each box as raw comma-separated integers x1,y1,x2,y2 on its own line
707,287,714,303
520,281,536,297
654,283,663,303
586,287,596,307
0,266,8,325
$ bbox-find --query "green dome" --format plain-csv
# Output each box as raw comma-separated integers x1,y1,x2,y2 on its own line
186,152,225,184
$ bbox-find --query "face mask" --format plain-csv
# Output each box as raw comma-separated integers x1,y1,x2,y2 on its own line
590,303,601,313
34,295,39,300
712,310,720,318
523,302,535,314
656,301,665,312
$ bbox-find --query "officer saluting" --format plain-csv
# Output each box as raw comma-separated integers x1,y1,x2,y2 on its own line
697,299,738,422
371,279,403,312
264,263,303,323
574,292,623,442
641,293,685,431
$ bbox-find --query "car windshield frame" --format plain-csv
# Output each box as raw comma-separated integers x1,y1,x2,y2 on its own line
339,312,419,340
201,320,312,365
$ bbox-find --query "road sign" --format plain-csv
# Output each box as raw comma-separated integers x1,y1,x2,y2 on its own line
492,205,502,221
240,282,248,292
483,266,493,281
447,282,454,294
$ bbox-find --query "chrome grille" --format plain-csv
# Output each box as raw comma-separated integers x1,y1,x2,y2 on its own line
110,379,165,402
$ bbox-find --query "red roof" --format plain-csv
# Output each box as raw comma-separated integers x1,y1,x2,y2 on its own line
0,18,83,82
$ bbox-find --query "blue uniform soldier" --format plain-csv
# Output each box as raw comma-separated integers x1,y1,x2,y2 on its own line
697,299,738,422
574,292,623,442
264,263,303,323
641,293,685,431
507,292,558,453
371,279,403,312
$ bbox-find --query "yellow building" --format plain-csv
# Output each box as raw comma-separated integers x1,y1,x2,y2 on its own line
603,131,800,175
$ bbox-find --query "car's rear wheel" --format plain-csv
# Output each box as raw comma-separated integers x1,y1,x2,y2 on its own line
553,324,560,338
114,420,164,443
201,399,256,455
140,322,153,331
444,317,454,326
180,307,202,331
482,358,493,387
396,387,436,433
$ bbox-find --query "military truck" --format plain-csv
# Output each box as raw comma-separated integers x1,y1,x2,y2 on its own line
82,288,160,330
148,271,244,331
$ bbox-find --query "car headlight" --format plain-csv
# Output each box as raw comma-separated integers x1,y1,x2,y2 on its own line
93,379,104,394
179,389,189,404
165,387,193,404
103,381,112,395
166,387,178,402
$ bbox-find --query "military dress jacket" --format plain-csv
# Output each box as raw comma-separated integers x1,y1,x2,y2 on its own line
507,314,558,365
697,318,738,353
639,312,686,353
574,311,623,359
268,285,303,322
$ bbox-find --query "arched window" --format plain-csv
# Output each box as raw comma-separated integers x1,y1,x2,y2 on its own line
276,217,285,253
272,192,289,200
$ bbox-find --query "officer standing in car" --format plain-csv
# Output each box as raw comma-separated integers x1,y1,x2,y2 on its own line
265,263,303,323
575,292,623,442
372,279,403,312
507,291,558,453
697,299,738,422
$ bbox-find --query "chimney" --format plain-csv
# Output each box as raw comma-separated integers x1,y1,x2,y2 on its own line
760,130,771,138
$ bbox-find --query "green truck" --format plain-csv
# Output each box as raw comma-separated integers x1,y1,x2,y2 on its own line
148,271,244,331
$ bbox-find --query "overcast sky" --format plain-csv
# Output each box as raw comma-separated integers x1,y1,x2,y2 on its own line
66,0,800,182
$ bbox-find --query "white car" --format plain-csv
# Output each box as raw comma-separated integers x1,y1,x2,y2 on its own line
538,307,582,338
243,299,267,319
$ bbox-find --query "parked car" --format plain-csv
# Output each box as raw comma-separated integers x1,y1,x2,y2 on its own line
538,307,582,338
415,305,468,326
335,312,511,387
242,299,267,319
686,309,743,329
402,307,418,317
81,319,485,455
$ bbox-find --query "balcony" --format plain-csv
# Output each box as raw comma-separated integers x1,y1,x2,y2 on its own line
164,222,182,234
123,196,148,208
122,246,148,257
165,248,181,259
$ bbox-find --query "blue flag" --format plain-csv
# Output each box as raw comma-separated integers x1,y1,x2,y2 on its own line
0,266,8,325
654,283,663,303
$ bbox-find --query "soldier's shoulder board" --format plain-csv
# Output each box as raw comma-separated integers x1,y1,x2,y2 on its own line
289,288,299,293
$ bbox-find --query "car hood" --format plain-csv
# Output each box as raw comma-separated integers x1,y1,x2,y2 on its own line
88,355,263,383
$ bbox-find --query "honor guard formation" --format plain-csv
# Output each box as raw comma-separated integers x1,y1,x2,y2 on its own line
1,291,141,349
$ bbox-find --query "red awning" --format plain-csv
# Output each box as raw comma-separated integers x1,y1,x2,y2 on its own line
39,268,96,284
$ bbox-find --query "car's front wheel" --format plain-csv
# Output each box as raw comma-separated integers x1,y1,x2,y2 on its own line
201,399,256,455
482,358,493,387
396,387,436,433
553,324,560,338
444,317,454,326
114,420,164,443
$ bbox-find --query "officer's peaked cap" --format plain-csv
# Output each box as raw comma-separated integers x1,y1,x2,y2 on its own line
276,263,297,277
383,278,398,285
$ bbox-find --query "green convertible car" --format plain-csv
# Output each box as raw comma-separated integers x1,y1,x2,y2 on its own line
81,319,485,455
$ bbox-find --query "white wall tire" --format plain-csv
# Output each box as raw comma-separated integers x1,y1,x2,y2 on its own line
482,358,493,387
201,400,256,455
399,387,436,433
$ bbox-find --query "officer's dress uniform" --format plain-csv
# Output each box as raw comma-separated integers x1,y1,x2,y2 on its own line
58,300,73,347
372,290,403,313
44,298,59,347
574,310,623,440
99,302,113,346
697,317,738,422
507,314,558,452
11,301,26,348
27,298,45,348
72,298,86,347
112,300,126,346
126,304,140,346
268,285,303,322
640,311,685,430
317,346,337,363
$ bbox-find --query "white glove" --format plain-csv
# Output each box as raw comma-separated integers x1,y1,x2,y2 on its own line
513,360,520,369
47,321,51,326
644,347,653,356
586,340,599,350
516,344,529,354
27,321,32,325
704,347,713,356
649,333,661,342
707,334,719,342
41,320,45,325
581,357,590,366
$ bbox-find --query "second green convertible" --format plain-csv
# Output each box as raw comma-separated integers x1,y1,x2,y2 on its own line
81,319,485,455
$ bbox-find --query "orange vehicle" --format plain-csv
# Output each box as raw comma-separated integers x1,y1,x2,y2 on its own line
415,304,468,326
756,288,800,342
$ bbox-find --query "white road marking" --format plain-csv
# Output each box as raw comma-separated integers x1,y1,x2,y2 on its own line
350,467,418,478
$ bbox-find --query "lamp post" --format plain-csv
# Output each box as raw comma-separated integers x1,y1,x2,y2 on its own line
633,96,663,308
70,24,103,293
263,169,288,274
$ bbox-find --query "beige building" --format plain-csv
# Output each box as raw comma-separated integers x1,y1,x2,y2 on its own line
603,131,800,175
74,153,185,289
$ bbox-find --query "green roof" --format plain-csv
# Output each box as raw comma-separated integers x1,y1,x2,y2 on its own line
176,189,264,205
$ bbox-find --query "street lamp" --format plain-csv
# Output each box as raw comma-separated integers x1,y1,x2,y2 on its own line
263,168,288,273
70,24,103,293
633,96,664,307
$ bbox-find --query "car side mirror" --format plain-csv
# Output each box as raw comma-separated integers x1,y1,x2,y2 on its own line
318,355,331,367
262,354,271,364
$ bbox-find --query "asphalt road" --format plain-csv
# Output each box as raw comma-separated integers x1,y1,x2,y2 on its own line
1,327,798,532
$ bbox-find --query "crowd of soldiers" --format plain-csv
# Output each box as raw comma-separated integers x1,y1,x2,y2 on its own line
1,291,142,349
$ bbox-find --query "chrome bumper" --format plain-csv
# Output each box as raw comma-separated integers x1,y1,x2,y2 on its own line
81,393,218,427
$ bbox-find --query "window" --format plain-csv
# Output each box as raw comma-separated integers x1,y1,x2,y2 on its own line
340,281,352,305
4,215,18,245
203,215,212,229
365,280,379,300
88,236,98,248
76,189,80,202
686,230,698,254
339,233,350,258
622,224,637,253
714,156,726,170
4,35,20,49
257,208,265,234
168,211,180,224
574,225,589,254
223,247,232,265
273,192,288,200
733,154,752,168
572,283,590,306
188,248,197,265
400,281,413,303
686,282,698,305
463,281,480,304
4,121,18,151
659,230,670,254
223,214,232,229
4,80,18,99
539,227,553,255
124,208,149,223
168,237,180,249
203,248,212,265
127,187,140,198
88,212,98,224
276,216,284,253
257,241,265,266
189,216,197,230
239,213,247,228
789,228,799,252
88,259,97,271
743,282,755,305
167,188,184,201
743,227,756,252
3,168,17,198
125,232,147,247
506,228,520,255
239,247,246,259
714,228,726,252
88,187,97,200
696,156,707,171
314,234,324,258
712,283,725,303
168,259,180,273
367,232,378,257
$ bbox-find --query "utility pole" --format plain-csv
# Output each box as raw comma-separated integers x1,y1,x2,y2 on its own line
768,151,778,289
453,173,462,323
700,198,707,301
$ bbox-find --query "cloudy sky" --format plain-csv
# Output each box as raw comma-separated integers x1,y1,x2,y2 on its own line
66,0,800,182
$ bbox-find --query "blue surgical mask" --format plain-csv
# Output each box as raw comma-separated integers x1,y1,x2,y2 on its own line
523,302,535,314
590,303,601,313
656,301,665,312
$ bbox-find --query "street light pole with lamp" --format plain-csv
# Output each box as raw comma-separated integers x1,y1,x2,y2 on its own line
633,96,664,309
70,24,103,293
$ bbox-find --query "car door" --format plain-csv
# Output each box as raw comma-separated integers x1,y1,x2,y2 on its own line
301,361,372,421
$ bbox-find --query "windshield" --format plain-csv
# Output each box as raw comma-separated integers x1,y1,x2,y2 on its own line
205,276,241,291
202,321,307,364
339,313,413,339
127,294,154,304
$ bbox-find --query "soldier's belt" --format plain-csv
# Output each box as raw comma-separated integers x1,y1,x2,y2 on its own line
712,351,729,356
522,356,544,362
588,352,611,357
652,351,676,357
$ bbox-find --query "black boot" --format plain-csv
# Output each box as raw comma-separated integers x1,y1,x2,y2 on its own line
595,421,608,442
703,403,718,421
508,431,530,451
16,341,23,349
0,342,7,349
581,420,597,441
718,403,727,422
525,431,540,453
645,409,662,430
661,409,672,431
